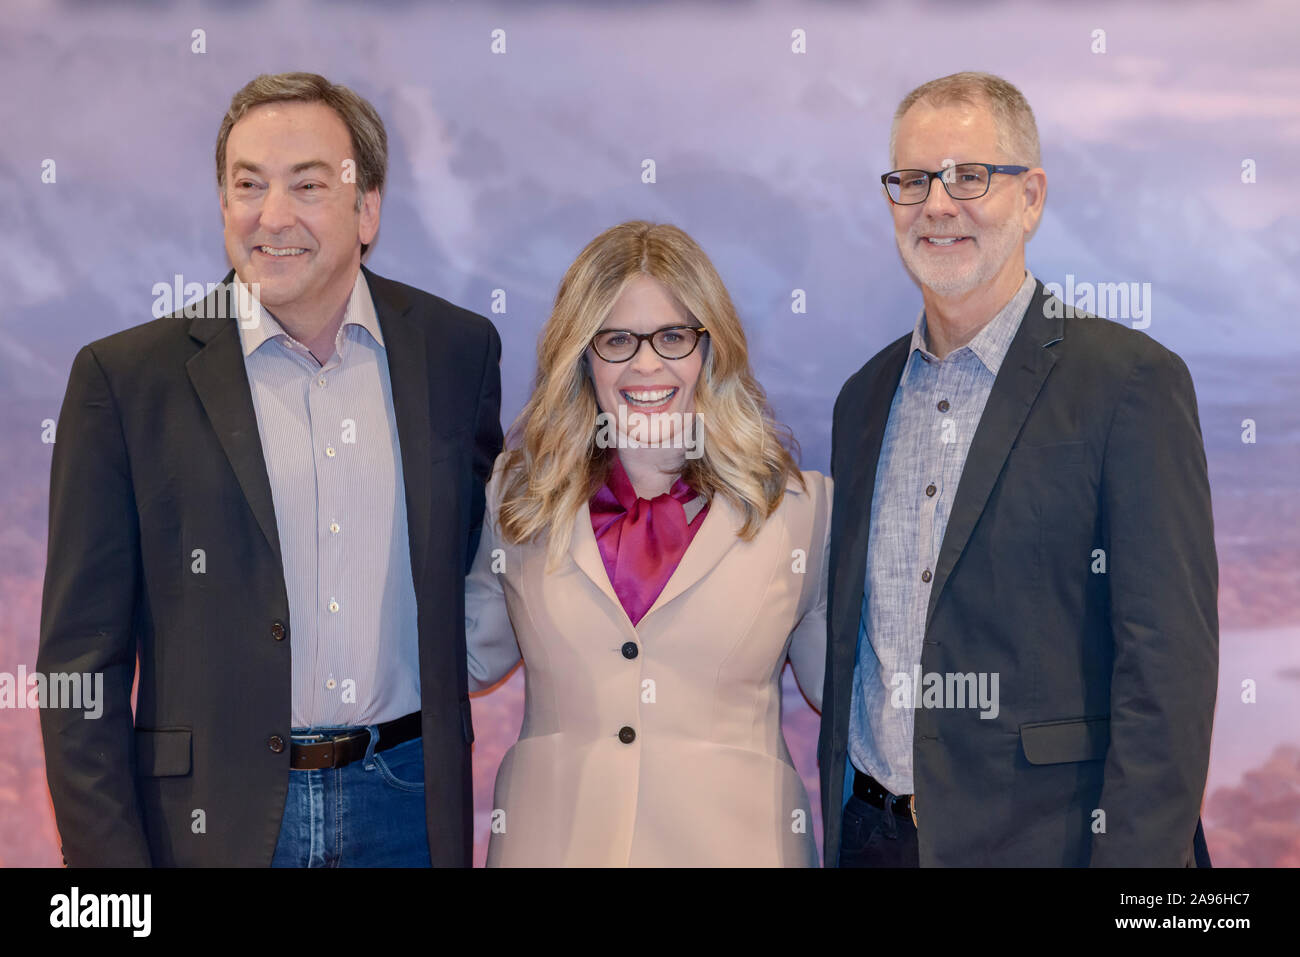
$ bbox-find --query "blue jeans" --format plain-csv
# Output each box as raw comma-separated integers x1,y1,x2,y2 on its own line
271,726,431,867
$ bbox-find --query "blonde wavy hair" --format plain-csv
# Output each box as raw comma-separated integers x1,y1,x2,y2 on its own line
499,221,803,567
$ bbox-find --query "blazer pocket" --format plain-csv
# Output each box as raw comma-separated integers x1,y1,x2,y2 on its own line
1006,439,1086,467
135,728,192,777
460,699,475,745
1019,716,1109,765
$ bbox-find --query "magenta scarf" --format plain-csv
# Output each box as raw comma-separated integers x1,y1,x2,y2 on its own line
589,454,708,625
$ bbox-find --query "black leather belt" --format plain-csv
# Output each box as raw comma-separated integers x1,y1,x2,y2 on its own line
854,768,917,827
290,711,421,770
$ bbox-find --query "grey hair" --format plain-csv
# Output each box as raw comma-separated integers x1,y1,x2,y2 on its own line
890,71,1041,169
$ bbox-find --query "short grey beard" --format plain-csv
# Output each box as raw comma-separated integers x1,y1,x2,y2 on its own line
899,215,1023,298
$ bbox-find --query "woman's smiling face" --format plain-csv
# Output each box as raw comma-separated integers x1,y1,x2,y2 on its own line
588,275,705,440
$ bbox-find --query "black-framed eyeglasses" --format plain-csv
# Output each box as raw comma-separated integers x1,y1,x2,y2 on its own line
881,163,1030,205
589,325,709,363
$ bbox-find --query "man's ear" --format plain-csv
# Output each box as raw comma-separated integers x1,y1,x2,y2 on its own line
359,188,381,246
1022,167,1047,239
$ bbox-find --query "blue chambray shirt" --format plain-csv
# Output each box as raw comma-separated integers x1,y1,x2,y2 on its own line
846,271,1037,799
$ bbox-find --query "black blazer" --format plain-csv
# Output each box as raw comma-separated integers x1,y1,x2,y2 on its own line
37,266,503,866
819,280,1218,866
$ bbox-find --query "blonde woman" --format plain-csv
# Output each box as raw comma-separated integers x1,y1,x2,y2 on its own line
466,221,830,866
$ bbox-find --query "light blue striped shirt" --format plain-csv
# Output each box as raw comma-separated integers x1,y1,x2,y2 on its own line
848,271,1036,795
235,270,421,728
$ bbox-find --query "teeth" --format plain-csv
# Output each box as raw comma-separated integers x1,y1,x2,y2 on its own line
259,246,307,256
622,388,675,405
926,237,960,245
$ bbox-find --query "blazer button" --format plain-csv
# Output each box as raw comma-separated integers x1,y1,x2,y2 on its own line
937,399,950,412
618,726,636,744
921,568,932,583
270,621,286,641
268,735,285,753
621,641,639,660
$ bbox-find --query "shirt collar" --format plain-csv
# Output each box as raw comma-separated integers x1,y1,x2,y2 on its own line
235,269,384,358
901,269,1036,385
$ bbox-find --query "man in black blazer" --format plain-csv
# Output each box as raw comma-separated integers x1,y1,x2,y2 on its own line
37,73,502,866
819,72,1217,866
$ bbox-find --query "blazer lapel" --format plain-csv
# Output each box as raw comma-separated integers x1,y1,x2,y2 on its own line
569,481,744,625
186,276,283,568
571,499,626,612
367,267,433,589
830,337,910,658
641,491,743,619
924,281,1065,630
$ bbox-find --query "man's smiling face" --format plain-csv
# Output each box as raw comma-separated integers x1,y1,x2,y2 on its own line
889,101,1031,300
220,100,378,317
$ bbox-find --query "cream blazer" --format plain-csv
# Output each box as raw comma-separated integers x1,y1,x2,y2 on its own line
466,458,831,867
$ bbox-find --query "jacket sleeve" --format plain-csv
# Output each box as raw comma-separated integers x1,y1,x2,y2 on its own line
788,473,832,713
1091,346,1218,866
466,464,522,693
466,319,504,574
36,344,152,866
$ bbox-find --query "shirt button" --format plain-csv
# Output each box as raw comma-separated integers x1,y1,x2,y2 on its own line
618,726,636,744
328,599,340,613
621,642,639,660
325,677,337,690
325,446,336,458
921,568,933,583
937,399,950,412
268,735,285,753
925,484,937,497
317,376,327,388
329,521,340,534
270,620,286,641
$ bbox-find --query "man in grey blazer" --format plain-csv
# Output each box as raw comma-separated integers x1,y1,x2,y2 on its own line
819,72,1217,866
37,73,502,866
